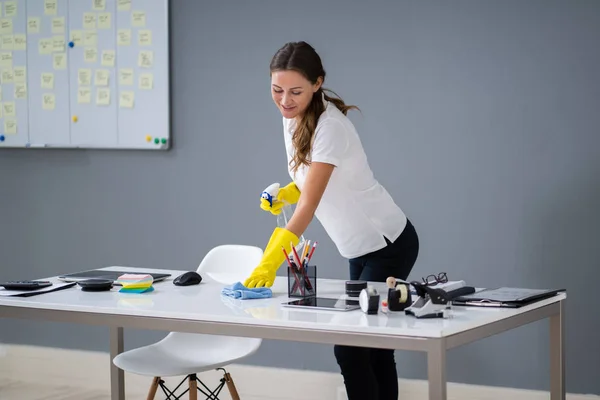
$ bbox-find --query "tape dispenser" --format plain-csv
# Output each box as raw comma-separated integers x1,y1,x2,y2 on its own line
385,277,412,312
384,277,452,318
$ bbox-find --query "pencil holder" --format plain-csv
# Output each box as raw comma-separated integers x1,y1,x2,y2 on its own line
287,264,317,298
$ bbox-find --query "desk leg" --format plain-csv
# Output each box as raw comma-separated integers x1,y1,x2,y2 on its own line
110,326,125,400
550,300,565,400
427,338,447,400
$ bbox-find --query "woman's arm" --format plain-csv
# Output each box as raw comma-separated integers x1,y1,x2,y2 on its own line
286,161,334,237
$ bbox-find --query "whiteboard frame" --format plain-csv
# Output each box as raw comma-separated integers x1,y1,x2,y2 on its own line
0,0,171,151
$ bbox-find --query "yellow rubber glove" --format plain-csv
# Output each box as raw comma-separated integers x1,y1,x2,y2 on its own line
243,227,299,288
260,182,301,215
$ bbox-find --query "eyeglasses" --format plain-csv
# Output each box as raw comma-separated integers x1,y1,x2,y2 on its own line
421,272,448,286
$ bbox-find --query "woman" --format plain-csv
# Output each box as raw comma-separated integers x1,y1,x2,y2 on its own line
243,41,419,400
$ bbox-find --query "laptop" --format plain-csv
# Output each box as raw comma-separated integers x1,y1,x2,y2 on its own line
58,269,171,285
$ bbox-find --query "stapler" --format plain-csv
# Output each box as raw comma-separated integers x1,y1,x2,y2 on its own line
404,282,452,319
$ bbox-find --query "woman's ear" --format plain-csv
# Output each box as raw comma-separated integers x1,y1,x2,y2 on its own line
313,76,323,92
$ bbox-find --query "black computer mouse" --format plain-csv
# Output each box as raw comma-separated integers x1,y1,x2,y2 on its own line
173,271,202,286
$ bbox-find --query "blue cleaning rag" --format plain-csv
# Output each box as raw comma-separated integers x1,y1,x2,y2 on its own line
221,282,272,300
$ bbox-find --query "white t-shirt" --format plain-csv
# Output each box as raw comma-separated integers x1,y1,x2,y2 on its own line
282,96,407,259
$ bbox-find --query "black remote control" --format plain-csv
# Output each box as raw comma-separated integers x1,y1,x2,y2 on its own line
0,280,53,290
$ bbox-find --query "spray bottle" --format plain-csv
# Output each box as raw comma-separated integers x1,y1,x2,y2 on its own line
261,183,306,254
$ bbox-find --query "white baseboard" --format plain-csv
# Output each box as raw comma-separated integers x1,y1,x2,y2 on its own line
0,344,597,400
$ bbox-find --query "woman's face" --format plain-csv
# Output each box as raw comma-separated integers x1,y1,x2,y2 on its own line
271,70,321,120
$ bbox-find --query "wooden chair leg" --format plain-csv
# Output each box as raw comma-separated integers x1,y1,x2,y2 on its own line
224,372,240,400
188,374,198,400
146,377,160,400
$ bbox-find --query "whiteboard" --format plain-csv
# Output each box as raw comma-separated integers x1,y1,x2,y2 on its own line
0,0,170,150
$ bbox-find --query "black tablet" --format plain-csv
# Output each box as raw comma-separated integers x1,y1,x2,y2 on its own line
282,297,360,311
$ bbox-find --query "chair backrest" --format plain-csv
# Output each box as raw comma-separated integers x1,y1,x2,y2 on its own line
197,244,263,284
158,245,264,344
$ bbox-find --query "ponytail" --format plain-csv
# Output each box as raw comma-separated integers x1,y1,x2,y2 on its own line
322,88,360,116
289,88,359,173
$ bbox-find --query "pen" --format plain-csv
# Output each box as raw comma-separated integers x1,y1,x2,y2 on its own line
283,246,302,292
290,242,305,295
291,241,302,270
305,241,318,265
301,241,317,294
302,240,310,266
464,300,509,307
282,246,293,267
300,240,312,294
298,240,315,294
300,240,308,264
300,240,308,265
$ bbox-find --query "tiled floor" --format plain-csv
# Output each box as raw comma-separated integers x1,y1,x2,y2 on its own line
0,378,111,400
0,378,271,400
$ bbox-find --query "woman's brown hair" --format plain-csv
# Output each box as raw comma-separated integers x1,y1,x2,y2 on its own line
270,41,359,173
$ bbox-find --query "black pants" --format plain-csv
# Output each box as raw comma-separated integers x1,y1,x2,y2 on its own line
334,219,419,400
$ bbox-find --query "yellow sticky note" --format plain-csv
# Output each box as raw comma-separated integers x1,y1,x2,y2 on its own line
94,69,109,86
3,101,15,116
118,68,133,85
138,30,152,46
83,31,97,46
5,2,18,18
2,35,13,50
101,50,115,67
53,53,66,70
44,0,57,15
39,38,52,54
83,12,96,30
52,17,65,34
70,30,83,46
0,18,13,35
0,52,12,68
117,29,131,46
78,87,91,104
14,83,26,99
13,34,26,50
131,11,146,27
78,68,91,86
27,17,40,34
4,119,17,134
138,50,153,68
117,0,131,11
96,87,110,106
13,66,25,83
119,91,134,108
1,69,13,84
139,73,153,90
93,0,106,11
98,13,111,29
84,47,97,63
42,93,55,110
52,36,65,52
41,72,54,89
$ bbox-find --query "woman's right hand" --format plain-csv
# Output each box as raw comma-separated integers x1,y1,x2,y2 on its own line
260,181,301,215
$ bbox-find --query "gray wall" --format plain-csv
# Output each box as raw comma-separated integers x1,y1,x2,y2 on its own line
1,0,598,395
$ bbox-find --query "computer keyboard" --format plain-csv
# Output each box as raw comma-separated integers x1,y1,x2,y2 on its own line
0,280,53,290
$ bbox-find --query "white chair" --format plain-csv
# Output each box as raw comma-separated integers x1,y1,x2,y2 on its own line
112,244,264,400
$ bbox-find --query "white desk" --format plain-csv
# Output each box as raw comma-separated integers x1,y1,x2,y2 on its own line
0,266,566,400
